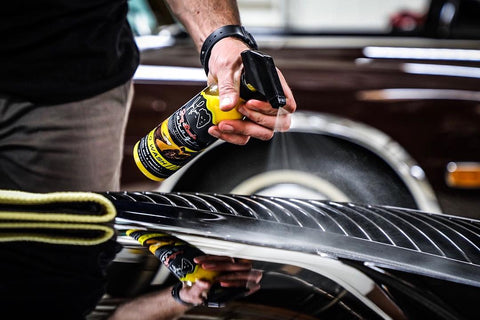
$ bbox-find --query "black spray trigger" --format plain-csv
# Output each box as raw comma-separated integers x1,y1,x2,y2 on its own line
239,50,286,109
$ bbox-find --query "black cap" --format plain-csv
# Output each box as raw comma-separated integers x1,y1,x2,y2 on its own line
239,50,286,109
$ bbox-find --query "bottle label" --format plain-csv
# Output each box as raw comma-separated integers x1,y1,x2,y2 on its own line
133,126,178,181
168,92,217,151
133,88,241,181
126,230,217,283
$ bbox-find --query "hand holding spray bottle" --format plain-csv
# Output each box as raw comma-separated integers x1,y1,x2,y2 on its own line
126,229,256,307
133,50,287,181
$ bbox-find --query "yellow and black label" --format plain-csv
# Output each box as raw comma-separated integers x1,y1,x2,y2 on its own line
134,86,242,181
127,229,217,284
133,122,180,181
127,230,171,245
167,91,216,151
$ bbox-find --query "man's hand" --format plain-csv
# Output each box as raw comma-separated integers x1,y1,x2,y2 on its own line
178,279,212,306
179,255,263,305
109,254,263,320
207,37,297,145
163,0,297,146
195,255,262,295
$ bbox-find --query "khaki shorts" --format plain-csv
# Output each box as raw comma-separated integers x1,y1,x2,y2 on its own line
0,81,133,192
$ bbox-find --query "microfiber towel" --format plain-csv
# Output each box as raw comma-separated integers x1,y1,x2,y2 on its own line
0,190,116,245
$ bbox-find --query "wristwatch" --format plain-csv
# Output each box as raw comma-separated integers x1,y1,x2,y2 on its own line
200,25,258,75
171,282,196,307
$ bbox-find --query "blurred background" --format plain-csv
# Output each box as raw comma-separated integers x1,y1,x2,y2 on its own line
128,0,479,37
238,0,428,32
122,0,480,219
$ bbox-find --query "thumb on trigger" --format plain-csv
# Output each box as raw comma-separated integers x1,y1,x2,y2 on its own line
218,80,239,111
219,95,235,111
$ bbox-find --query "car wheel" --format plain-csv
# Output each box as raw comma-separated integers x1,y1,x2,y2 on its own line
168,132,419,209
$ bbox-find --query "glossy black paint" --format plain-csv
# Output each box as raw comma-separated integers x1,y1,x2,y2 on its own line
2,190,479,319
108,191,480,319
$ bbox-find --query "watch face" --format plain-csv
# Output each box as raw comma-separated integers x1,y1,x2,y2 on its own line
243,30,258,49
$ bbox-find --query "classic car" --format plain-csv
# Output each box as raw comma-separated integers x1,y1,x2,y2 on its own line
122,0,480,220
2,1,479,319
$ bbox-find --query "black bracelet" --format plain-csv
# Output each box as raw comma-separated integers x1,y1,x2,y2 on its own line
200,25,258,75
171,282,196,307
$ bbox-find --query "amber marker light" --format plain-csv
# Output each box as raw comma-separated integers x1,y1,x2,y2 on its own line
446,162,480,188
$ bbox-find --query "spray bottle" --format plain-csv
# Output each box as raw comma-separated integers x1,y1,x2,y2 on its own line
126,229,217,284
126,229,247,307
133,50,286,181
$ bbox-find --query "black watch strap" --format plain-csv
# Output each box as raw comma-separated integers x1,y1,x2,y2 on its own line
200,25,258,75
171,282,196,307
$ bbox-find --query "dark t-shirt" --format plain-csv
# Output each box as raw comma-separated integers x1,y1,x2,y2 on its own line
0,0,139,104
0,239,121,319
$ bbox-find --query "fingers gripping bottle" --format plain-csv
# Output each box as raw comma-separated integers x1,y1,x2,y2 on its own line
133,50,286,181
126,229,250,307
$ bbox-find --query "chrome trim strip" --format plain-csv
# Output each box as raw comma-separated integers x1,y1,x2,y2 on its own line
357,88,480,102
133,65,207,82
403,63,480,79
364,46,480,61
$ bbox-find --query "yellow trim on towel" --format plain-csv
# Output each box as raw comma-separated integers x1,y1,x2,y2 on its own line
0,222,115,245
0,190,116,223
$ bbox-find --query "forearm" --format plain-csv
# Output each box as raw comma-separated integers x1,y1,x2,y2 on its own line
108,285,189,320
163,0,241,51
161,0,297,143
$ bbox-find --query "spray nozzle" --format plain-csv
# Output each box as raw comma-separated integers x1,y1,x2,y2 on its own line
240,50,286,109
